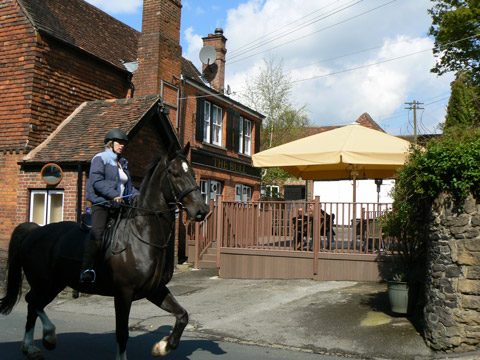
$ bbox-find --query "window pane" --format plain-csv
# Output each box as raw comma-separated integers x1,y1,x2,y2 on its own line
238,117,244,153
49,193,64,223
204,103,211,142
31,193,46,225
212,105,222,146
245,120,252,155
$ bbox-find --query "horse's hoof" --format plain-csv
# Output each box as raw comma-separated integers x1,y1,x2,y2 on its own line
152,336,170,356
43,328,57,350
42,338,56,351
21,344,45,360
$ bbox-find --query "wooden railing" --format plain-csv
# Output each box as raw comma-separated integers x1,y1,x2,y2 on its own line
187,199,216,268
190,196,396,267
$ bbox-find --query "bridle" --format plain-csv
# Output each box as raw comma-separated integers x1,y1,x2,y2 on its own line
112,156,201,253
164,158,200,213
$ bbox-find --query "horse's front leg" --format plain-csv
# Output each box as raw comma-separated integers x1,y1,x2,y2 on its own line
148,286,188,357
114,291,133,360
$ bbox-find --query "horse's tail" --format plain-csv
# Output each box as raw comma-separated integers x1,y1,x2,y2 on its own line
0,222,39,315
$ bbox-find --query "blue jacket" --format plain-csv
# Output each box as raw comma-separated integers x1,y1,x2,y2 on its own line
86,148,139,206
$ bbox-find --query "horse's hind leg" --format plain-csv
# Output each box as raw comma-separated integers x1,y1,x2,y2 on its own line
148,287,188,357
22,286,61,359
37,309,57,350
22,292,44,360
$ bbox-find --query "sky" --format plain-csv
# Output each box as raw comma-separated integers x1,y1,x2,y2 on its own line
85,0,455,136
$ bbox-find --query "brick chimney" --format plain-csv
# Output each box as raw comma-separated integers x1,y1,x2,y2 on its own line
202,28,227,93
134,0,183,97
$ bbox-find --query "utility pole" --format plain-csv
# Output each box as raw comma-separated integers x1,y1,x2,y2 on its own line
405,100,424,145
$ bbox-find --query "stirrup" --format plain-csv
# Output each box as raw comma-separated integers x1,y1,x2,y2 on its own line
80,269,96,283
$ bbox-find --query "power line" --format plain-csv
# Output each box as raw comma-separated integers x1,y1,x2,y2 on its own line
227,0,396,65
228,0,349,58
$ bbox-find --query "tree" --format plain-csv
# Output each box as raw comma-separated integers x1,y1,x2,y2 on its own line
428,0,480,84
242,57,310,150
444,70,480,128
241,57,310,185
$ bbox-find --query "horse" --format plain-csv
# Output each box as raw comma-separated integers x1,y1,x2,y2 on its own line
0,142,210,360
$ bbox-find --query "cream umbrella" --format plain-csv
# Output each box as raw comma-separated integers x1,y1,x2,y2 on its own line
253,124,412,203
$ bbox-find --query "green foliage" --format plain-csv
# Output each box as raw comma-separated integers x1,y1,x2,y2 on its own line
261,167,293,185
445,70,480,128
383,127,480,281
428,0,480,84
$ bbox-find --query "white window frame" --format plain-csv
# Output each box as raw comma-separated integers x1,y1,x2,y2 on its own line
200,179,222,203
204,101,223,146
203,102,211,143
261,185,280,198
235,184,252,201
238,117,252,156
29,189,64,226
212,104,223,146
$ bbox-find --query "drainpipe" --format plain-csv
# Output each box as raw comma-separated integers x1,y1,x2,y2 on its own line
179,74,187,146
76,164,83,223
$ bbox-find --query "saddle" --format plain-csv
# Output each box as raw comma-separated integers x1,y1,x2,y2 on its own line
60,210,123,263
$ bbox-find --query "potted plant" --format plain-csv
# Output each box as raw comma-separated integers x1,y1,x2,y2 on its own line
381,146,429,315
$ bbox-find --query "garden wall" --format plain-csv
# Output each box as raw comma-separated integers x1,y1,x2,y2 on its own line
425,193,480,352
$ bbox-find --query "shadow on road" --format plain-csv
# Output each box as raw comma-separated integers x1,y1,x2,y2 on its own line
0,325,227,359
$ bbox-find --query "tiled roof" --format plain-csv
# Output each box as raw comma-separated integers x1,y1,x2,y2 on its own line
287,113,384,141
355,112,385,132
182,58,201,79
23,95,162,163
18,0,139,69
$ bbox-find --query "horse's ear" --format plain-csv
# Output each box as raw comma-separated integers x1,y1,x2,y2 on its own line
167,142,177,161
182,142,191,157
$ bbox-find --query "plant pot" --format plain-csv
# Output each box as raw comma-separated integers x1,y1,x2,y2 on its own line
388,281,409,314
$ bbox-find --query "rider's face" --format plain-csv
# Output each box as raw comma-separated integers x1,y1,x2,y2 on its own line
113,140,127,154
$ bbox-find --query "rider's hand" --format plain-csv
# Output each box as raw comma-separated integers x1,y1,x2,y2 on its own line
113,196,122,203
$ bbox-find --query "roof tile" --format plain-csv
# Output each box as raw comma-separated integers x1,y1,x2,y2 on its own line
23,95,162,163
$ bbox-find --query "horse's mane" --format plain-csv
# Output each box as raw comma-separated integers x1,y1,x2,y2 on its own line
139,153,167,196
138,147,187,197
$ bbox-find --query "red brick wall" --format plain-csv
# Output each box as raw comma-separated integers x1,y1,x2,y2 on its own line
0,0,132,249
0,0,37,151
182,83,262,201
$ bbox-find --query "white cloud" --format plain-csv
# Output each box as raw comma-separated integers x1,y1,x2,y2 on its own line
184,0,453,134
85,0,142,14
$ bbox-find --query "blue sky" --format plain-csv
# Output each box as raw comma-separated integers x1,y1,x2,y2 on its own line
86,0,454,136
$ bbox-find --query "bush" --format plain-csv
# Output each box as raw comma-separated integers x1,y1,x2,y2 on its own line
383,127,480,282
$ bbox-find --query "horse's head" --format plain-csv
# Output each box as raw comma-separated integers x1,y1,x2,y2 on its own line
163,142,209,221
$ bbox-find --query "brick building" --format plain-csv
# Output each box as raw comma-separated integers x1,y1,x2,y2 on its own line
0,0,264,261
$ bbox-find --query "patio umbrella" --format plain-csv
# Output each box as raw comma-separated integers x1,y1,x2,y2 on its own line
252,124,412,202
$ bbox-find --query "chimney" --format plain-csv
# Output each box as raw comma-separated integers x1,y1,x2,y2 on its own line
134,0,183,98
202,28,227,93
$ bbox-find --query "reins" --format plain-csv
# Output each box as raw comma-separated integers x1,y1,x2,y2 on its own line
110,155,199,253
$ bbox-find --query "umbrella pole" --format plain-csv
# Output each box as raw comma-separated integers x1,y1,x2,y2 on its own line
352,174,357,224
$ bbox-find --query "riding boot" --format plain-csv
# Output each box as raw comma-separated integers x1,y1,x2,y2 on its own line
80,236,100,283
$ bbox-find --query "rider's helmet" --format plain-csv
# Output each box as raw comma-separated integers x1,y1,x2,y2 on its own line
104,128,128,144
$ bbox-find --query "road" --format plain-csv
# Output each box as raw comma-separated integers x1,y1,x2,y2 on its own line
0,297,348,360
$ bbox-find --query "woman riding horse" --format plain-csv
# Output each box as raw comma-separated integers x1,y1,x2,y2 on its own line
0,142,209,360
81,128,139,283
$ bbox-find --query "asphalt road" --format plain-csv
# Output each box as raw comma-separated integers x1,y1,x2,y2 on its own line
2,266,477,360
1,298,351,360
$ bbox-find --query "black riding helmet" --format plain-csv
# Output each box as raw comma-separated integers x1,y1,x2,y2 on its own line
104,128,128,144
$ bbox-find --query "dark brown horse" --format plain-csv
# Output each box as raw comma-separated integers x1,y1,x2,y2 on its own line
0,142,209,359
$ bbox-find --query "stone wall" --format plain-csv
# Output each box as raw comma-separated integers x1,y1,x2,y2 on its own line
425,193,480,352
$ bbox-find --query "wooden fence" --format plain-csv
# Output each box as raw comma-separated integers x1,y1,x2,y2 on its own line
188,196,398,280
